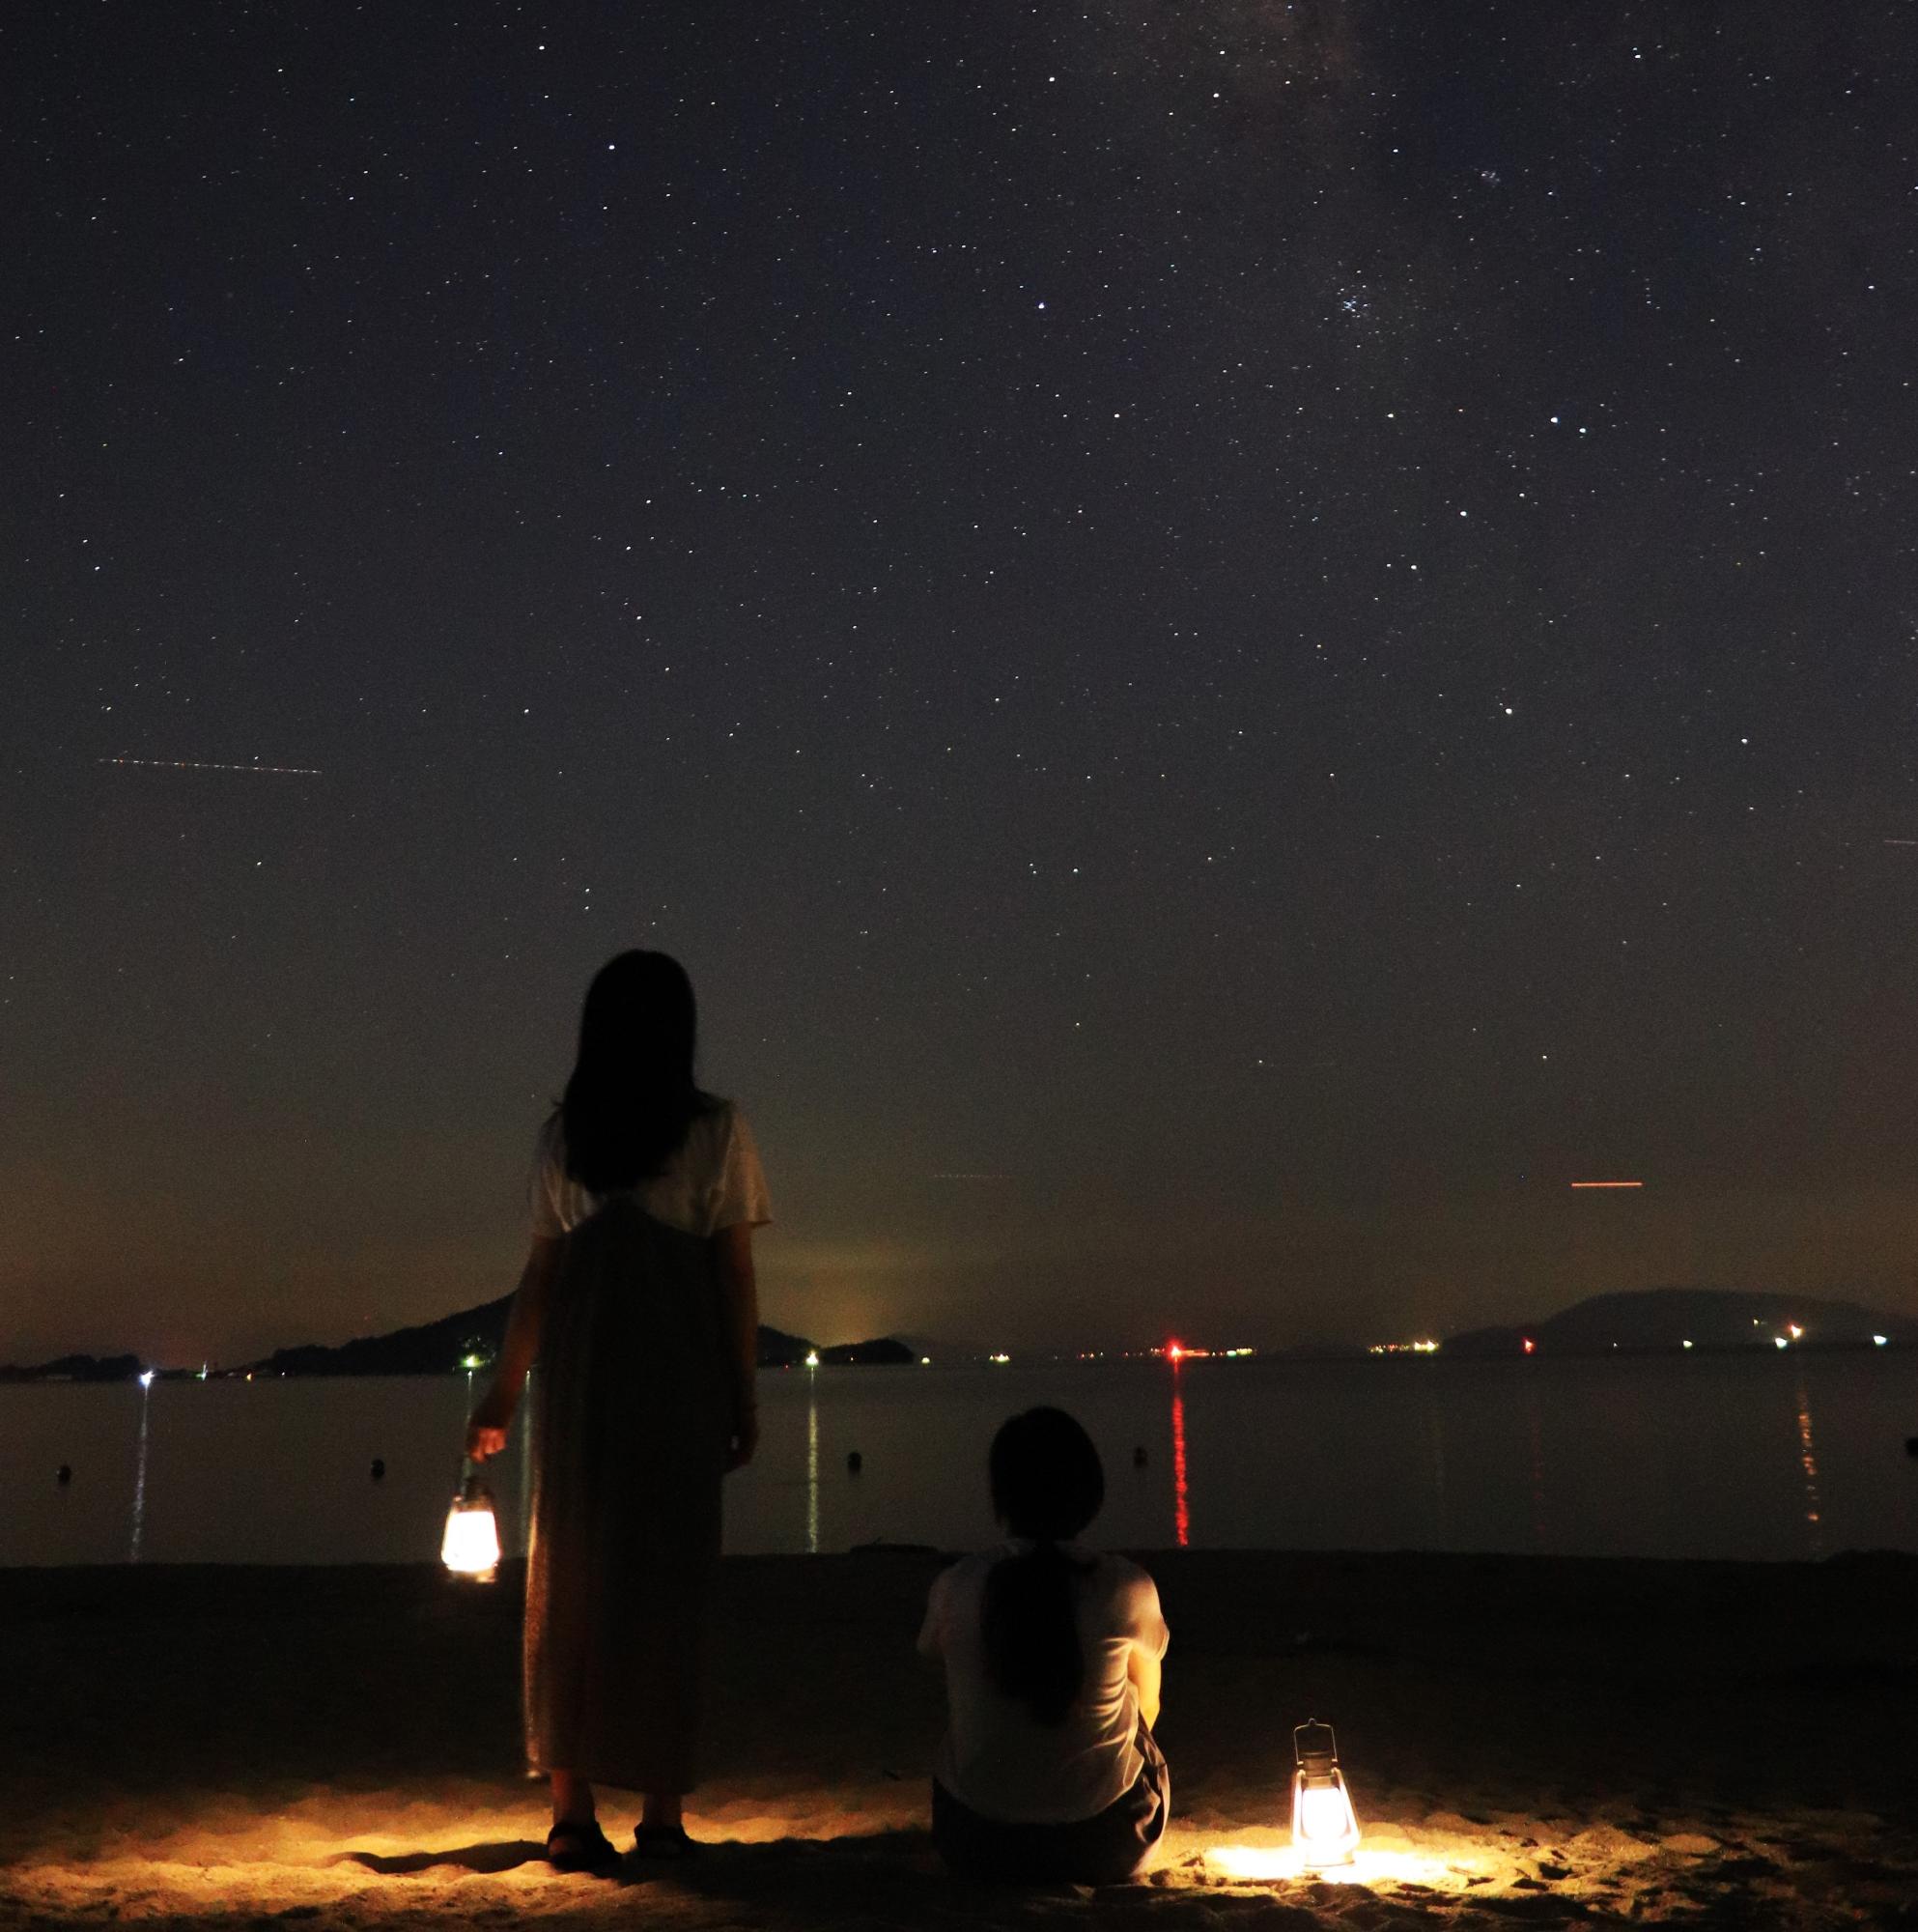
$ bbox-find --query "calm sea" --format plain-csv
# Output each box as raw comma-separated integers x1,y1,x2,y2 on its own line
4,1353,1916,1568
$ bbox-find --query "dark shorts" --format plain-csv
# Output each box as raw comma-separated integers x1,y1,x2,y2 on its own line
932,1726,1171,1886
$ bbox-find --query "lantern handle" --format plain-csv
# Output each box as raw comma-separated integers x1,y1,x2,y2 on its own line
1293,1718,1340,1764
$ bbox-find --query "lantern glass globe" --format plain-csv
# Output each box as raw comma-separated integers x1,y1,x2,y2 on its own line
1292,1774,1360,1864
441,1477,501,1581
1290,1719,1361,1866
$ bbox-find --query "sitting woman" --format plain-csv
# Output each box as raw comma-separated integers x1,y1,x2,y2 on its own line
917,1406,1171,1883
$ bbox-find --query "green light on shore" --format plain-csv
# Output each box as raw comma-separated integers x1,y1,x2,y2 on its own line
460,1353,487,1370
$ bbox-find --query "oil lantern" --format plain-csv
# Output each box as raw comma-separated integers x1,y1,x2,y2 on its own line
1290,1718,1360,1866
440,1468,500,1582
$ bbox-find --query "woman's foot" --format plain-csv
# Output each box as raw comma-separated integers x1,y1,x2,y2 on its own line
632,1822,696,1859
546,1818,620,1872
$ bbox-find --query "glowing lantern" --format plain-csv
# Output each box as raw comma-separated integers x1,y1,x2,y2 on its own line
440,1471,500,1582
1290,1719,1360,1867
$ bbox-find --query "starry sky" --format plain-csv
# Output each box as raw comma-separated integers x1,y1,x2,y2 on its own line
7,1,1917,1364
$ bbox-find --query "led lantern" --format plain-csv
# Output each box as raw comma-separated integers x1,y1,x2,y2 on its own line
1290,1718,1361,1866
440,1469,500,1582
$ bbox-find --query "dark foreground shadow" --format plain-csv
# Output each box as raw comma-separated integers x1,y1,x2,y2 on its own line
331,1831,938,1890
339,1830,961,1915
635,1832,1205,1927
332,1838,548,1875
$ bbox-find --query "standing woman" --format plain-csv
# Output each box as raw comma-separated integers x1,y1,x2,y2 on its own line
465,951,771,1869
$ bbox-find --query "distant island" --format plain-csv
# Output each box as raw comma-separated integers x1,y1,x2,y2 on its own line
7,1285,1911,1382
1444,1286,1918,1357
0,1294,923,1382
0,1352,147,1385
240,1294,928,1378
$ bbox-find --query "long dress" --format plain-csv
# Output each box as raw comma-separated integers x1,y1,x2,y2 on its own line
521,1102,771,1793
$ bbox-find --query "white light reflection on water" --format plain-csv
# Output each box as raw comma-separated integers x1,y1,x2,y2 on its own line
805,1364,821,1555
455,1366,532,1559
1792,1378,1823,1558
128,1378,152,1563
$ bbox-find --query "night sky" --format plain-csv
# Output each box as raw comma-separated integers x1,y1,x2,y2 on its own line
8,2,1917,1365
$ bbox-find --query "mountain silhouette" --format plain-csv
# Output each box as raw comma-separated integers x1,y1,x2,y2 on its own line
1446,1286,1917,1357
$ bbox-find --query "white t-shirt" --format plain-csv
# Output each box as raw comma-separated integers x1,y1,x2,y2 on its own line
917,1542,1171,1824
529,1099,773,1241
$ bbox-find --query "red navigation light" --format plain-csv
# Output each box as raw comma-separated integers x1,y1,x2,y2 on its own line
1521,1337,1537,1355
1167,1341,1185,1362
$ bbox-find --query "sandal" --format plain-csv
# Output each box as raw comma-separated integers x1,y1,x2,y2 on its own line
632,1822,697,1859
546,1819,620,1872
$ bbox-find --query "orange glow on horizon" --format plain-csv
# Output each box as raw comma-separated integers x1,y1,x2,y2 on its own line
1569,1179,1644,1189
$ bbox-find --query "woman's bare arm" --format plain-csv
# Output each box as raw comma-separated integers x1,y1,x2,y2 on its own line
1127,1645,1163,1730
465,1236,563,1459
714,1223,760,1469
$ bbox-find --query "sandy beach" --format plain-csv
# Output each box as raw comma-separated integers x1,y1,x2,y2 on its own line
3,1548,1914,1929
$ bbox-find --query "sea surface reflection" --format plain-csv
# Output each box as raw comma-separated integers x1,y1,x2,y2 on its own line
1169,1369,1190,1548
128,1378,151,1563
3,1352,1915,1567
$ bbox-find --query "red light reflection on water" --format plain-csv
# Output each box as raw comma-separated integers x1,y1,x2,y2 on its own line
1170,1366,1190,1548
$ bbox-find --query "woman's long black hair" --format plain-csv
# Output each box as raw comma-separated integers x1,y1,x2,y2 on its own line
980,1407,1105,1726
559,951,712,1194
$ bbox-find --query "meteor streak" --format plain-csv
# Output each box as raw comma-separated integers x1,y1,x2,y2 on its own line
99,757,323,776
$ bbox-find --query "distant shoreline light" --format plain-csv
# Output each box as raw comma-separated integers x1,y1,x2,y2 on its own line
1570,1179,1644,1189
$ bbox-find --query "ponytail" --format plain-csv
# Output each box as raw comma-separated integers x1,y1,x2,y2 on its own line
981,1540,1094,1726
978,1407,1108,1726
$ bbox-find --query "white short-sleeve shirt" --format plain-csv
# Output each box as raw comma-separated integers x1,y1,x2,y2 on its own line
529,1099,773,1241
917,1542,1171,1824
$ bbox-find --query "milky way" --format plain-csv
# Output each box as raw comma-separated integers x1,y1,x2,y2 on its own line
6,2,1915,1359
